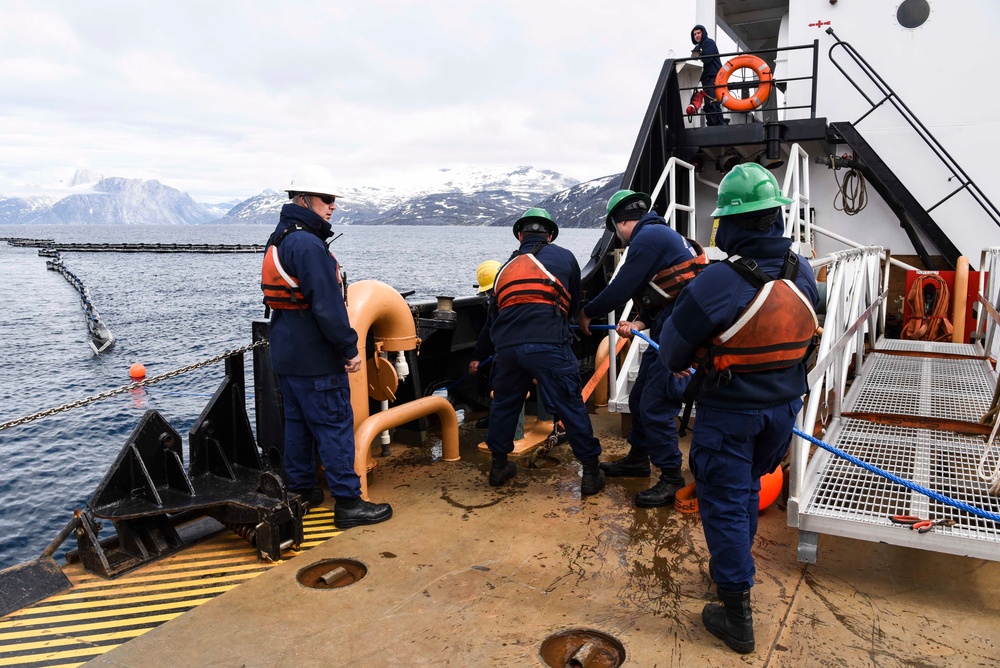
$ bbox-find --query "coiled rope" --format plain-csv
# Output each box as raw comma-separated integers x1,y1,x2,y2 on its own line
901,273,953,342
793,427,1000,523
832,165,868,215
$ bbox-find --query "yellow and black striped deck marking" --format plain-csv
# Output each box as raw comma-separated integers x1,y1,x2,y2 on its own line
0,507,339,667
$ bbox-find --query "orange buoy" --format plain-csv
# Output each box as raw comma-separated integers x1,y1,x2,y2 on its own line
674,482,699,514
714,54,773,112
129,363,146,381
758,466,783,511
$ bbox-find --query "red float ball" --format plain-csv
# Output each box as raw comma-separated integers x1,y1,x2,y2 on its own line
759,466,783,512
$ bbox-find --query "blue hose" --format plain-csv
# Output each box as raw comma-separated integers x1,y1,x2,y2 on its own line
792,427,1000,523
571,323,659,350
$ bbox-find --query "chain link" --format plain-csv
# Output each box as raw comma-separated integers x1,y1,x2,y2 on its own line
0,340,268,433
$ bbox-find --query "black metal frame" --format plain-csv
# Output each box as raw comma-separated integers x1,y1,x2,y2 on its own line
827,27,1000,263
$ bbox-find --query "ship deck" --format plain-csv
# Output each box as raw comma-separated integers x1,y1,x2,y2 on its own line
8,406,991,667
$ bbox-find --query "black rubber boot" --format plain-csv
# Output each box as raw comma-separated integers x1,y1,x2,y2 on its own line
333,498,393,529
488,458,517,486
580,461,606,496
598,448,651,477
634,468,686,508
702,588,755,654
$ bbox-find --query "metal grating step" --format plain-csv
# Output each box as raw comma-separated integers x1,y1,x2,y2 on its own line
847,354,994,422
875,338,981,355
805,419,1000,543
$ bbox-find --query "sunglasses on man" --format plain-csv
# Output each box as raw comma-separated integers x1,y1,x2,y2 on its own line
312,193,336,205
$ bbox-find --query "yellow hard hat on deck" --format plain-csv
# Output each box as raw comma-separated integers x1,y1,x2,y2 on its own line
475,260,502,293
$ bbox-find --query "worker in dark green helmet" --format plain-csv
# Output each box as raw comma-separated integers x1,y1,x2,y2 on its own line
484,208,605,497
578,189,708,508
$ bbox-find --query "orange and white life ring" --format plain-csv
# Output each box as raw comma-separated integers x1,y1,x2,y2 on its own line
714,54,773,112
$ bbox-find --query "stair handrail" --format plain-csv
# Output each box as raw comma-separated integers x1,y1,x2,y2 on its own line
975,246,1000,360
826,27,1000,233
789,246,889,523
606,156,695,411
780,143,813,256
649,156,697,237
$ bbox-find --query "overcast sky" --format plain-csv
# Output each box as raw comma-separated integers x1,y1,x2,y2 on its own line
0,1,697,202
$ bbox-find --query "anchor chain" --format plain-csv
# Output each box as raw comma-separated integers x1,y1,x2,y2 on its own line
0,340,268,433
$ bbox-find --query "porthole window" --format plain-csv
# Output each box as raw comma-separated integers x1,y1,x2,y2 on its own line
896,0,930,29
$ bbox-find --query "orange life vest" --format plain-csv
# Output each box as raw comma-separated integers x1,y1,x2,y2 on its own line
635,238,710,314
494,244,572,317
698,252,818,375
260,225,341,311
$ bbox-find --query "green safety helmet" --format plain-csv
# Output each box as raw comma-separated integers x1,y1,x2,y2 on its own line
605,189,652,230
711,163,792,217
512,207,559,241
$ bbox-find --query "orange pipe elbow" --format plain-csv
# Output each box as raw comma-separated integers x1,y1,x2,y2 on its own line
353,396,459,500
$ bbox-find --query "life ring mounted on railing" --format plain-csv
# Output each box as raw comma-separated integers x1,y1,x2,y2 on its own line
714,54,773,112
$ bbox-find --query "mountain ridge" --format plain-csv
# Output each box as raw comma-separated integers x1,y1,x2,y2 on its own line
1,167,621,228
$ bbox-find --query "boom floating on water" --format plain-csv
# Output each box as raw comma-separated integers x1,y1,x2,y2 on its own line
45,252,115,354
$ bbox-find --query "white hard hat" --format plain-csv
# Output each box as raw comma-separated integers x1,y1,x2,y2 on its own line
285,165,341,198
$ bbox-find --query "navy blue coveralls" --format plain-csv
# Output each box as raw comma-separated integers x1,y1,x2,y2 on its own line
485,234,601,464
692,24,724,126
658,214,818,592
267,203,362,501
582,213,698,471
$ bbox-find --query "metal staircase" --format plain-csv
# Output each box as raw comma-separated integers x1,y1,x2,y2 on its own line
825,28,1000,269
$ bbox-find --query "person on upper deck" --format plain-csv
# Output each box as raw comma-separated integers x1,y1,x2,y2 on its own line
578,190,707,508
484,208,605,496
658,163,819,654
262,165,392,531
691,24,725,127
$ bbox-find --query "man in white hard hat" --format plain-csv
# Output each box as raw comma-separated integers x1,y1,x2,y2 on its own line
261,165,392,529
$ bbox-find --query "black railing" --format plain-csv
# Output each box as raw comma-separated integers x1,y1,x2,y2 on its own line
826,27,1000,232
673,41,820,123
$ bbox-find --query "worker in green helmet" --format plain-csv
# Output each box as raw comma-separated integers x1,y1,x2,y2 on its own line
658,163,819,654
578,189,708,508
484,208,605,496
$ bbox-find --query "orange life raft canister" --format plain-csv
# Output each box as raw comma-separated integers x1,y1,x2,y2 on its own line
714,54,773,112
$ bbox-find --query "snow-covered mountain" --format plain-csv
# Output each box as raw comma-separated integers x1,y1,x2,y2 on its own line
217,166,580,226
0,166,619,228
0,171,214,225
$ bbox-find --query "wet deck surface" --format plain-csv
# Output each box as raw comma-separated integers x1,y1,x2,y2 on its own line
89,409,1000,667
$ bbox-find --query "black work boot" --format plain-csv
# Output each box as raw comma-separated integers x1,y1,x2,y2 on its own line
333,497,393,529
634,468,686,508
598,448,651,477
580,461,606,496
702,588,755,654
488,457,517,487
291,487,324,510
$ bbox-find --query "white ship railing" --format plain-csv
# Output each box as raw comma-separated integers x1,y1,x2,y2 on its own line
975,246,1000,361
790,246,889,520
607,157,697,410
781,143,812,257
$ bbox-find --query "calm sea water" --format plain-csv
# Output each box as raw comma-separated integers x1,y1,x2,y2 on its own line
0,223,603,571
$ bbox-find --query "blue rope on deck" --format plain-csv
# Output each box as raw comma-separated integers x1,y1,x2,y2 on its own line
792,427,1000,524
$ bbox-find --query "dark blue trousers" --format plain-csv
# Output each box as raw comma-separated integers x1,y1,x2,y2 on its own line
277,372,361,500
701,76,725,126
485,342,601,463
689,399,802,591
627,347,688,470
